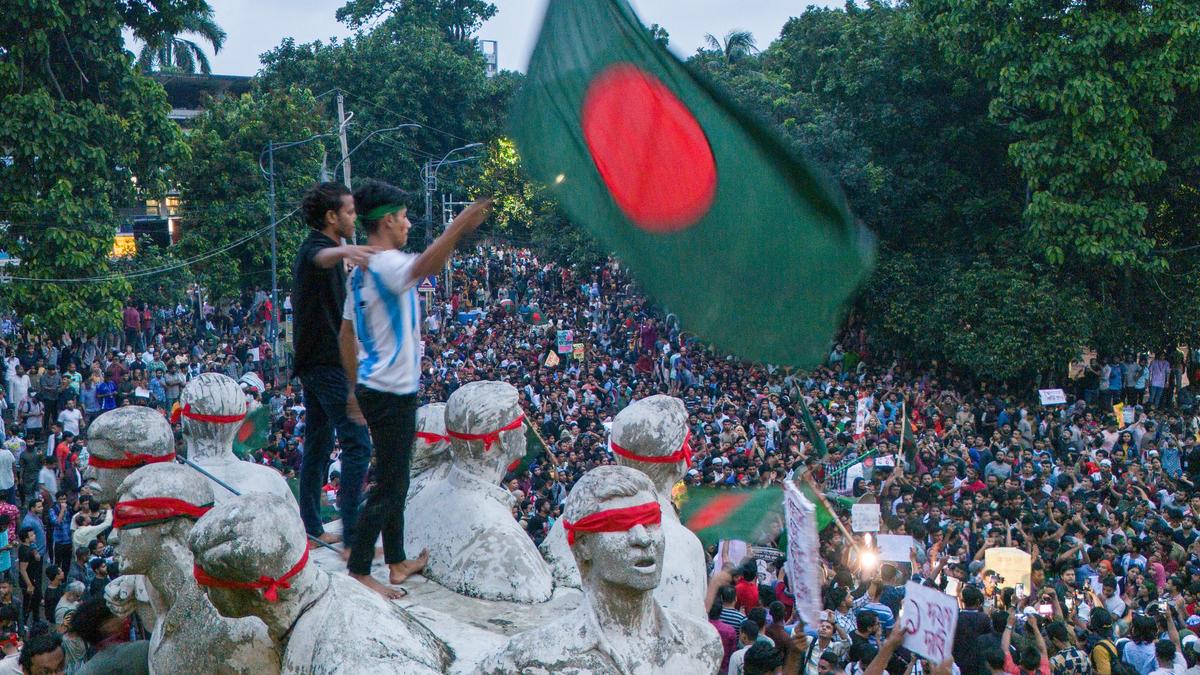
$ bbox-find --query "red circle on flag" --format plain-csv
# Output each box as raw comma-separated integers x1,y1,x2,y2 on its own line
581,64,716,232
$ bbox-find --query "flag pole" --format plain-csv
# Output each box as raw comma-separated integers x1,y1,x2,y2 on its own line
175,455,341,555
799,474,858,552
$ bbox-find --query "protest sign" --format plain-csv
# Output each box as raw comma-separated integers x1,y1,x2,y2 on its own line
1038,388,1067,405
783,482,822,626
877,534,914,562
854,396,869,439
900,581,959,664
875,455,896,467
751,545,784,586
556,330,573,354
572,343,585,360
851,503,881,532
984,547,1032,590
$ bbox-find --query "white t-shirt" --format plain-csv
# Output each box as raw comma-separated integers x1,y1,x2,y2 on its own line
0,449,14,490
57,408,82,436
342,251,422,396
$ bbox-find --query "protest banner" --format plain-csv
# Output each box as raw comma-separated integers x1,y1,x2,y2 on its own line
1038,388,1067,405
783,482,821,626
854,396,869,439
851,503,881,532
984,547,1032,590
900,581,958,664
877,534,914,562
556,329,573,354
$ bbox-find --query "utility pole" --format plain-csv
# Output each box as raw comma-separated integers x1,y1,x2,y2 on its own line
423,159,434,248
266,140,280,385
336,92,355,245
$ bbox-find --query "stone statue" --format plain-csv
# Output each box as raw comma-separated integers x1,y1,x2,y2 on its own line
406,403,451,505
405,381,554,603
176,373,296,507
189,493,452,675
85,406,175,502
113,463,279,675
542,395,707,617
87,405,175,632
481,466,723,674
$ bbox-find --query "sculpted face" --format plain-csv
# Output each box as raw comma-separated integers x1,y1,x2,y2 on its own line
113,523,164,575
577,490,665,592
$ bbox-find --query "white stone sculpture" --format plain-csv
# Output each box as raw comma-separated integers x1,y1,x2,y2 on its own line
113,463,279,675
88,405,176,632
481,465,723,674
189,493,452,675
406,403,451,504
542,395,708,618
85,406,175,502
177,373,296,507
406,381,554,603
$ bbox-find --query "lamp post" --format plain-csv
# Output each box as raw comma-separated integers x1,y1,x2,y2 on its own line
423,143,483,248
259,132,335,383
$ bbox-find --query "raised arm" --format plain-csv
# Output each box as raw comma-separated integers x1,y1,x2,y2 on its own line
408,199,492,284
312,245,379,269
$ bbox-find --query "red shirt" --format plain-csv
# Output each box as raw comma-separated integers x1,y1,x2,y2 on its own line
735,578,760,612
55,442,71,475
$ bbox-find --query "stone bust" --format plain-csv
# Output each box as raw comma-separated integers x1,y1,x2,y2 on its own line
482,465,722,674
178,373,296,507
86,406,175,502
114,463,279,675
542,395,707,617
406,403,451,504
405,381,554,603
189,493,452,675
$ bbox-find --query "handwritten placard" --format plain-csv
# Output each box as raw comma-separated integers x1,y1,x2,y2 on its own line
783,482,822,627
1038,388,1067,405
900,581,959,664
984,547,1032,590
851,503,881,532
877,534,914,562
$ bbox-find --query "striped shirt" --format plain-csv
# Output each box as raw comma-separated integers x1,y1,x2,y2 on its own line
342,251,422,395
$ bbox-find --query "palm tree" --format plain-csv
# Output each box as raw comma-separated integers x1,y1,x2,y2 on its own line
702,29,758,63
136,6,226,75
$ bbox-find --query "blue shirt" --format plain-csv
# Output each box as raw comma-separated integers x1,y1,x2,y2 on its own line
21,511,45,557
50,505,72,545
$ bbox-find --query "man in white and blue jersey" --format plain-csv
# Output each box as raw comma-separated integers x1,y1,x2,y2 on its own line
338,179,491,598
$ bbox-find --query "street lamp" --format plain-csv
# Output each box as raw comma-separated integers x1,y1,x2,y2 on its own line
259,132,335,383
423,143,483,247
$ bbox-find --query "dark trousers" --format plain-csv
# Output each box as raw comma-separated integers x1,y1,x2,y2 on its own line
52,542,72,570
348,387,416,576
298,367,372,544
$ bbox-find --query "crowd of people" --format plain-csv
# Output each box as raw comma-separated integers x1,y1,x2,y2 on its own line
0,239,1199,673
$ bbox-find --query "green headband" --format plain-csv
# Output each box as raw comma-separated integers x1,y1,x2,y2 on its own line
358,203,405,224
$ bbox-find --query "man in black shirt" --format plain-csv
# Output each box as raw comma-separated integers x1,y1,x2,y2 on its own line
292,182,378,550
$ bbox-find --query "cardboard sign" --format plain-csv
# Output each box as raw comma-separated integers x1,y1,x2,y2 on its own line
572,343,585,361
544,351,560,368
900,581,959,664
984,547,1032,590
1038,388,1067,405
877,534,914,562
851,503,881,532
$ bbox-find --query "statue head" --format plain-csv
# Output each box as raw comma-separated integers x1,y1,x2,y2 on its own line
114,463,214,576
411,403,450,477
86,406,174,502
563,465,665,593
610,395,691,491
445,381,526,478
188,493,309,620
178,373,248,455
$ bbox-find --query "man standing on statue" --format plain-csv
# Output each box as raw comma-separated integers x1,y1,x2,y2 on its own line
293,182,378,555
339,179,490,597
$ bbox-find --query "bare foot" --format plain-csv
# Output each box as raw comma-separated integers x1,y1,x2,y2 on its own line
317,532,342,544
389,549,429,585
349,572,407,600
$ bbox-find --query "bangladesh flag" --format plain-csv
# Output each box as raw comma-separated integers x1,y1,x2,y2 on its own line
679,486,784,545
510,0,875,367
233,405,271,459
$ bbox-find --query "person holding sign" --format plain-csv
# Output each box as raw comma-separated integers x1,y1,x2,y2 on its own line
1001,610,1050,675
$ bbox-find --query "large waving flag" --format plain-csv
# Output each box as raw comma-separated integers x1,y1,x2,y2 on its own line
510,0,875,366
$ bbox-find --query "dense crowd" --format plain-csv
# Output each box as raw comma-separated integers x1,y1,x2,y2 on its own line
1,243,1200,674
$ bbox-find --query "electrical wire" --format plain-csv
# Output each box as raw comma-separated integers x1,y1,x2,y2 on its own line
2,207,300,284
337,88,478,147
